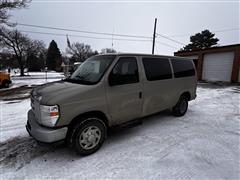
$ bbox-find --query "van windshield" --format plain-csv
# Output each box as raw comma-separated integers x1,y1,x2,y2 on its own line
66,55,116,85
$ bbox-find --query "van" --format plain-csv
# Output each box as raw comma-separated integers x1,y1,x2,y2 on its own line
26,54,197,155
0,71,11,88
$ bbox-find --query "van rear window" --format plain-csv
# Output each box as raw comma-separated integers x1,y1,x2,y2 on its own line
171,58,195,78
142,58,172,81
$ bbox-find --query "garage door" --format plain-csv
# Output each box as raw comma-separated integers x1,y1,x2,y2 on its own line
202,52,234,82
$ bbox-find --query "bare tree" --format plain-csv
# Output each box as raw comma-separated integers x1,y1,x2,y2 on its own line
66,36,98,62
26,40,46,71
27,39,46,58
0,27,31,76
0,0,30,26
66,42,96,62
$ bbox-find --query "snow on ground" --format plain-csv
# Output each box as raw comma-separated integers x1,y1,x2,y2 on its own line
0,84,240,179
0,72,65,91
0,72,64,101
0,99,30,142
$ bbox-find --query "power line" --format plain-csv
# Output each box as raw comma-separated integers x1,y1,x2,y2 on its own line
19,30,152,42
19,29,178,49
155,27,240,45
14,22,180,49
213,28,240,33
156,33,185,45
14,23,239,49
155,41,178,49
168,28,240,38
16,22,152,39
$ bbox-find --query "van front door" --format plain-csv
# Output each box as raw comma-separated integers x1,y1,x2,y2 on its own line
106,57,142,125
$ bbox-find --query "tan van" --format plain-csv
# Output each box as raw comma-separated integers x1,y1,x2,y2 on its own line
26,54,197,155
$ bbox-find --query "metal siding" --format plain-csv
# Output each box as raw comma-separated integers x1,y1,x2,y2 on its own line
202,52,234,82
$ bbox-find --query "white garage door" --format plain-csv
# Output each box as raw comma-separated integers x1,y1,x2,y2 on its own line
202,52,234,82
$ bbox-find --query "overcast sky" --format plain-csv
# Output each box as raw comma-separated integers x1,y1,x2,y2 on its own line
10,0,239,55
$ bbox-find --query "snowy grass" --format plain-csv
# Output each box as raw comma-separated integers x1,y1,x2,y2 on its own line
0,85,239,179
0,72,65,91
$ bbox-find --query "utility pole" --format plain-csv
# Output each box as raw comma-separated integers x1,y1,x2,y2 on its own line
152,18,157,54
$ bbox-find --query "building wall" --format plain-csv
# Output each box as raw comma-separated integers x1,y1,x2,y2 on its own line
238,68,240,82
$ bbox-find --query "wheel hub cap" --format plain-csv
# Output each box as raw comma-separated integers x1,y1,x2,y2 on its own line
79,126,101,150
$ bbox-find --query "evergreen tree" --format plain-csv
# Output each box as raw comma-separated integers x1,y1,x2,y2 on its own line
179,30,219,52
46,40,62,71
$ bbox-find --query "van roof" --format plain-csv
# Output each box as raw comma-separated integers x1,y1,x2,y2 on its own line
97,53,193,60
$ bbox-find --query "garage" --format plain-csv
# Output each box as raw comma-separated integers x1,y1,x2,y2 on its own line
202,52,234,82
174,44,240,83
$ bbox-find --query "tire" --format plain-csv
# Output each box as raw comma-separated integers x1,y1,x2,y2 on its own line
172,95,188,117
72,117,106,156
2,80,10,88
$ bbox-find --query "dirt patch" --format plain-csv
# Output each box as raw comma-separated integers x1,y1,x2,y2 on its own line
0,86,34,101
0,137,65,170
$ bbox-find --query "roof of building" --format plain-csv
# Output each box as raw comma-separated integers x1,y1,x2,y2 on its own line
174,44,240,56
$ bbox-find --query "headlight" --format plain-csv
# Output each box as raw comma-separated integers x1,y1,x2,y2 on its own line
40,105,60,127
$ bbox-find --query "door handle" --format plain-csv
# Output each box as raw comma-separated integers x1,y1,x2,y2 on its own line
139,92,142,99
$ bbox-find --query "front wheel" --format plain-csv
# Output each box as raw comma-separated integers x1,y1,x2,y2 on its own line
172,95,188,117
72,117,106,156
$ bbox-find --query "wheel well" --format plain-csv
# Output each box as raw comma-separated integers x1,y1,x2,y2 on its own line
65,111,109,144
69,111,109,130
181,92,191,101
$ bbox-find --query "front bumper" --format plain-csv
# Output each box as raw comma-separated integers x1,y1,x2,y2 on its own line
26,110,68,143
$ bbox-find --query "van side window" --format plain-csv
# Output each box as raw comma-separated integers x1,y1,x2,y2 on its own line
142,58,172,81
171,58,195,78
109,57,139,86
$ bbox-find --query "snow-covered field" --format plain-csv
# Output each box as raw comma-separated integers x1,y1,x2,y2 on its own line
0,72,64,101
0,84,240,179
2,72,65,90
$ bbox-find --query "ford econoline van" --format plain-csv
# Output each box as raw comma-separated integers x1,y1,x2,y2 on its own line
26,54,197,155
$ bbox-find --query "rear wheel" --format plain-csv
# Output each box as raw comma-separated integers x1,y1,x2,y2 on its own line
172,95,188,116
72,117,106,156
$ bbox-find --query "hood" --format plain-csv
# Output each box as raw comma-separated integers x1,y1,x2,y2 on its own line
33,80,93,105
